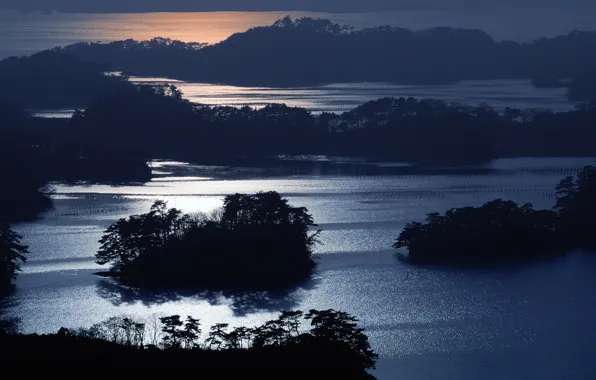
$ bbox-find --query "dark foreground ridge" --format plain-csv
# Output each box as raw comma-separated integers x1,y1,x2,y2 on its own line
395,166,596,265
0,310,377,378
95,192,320,290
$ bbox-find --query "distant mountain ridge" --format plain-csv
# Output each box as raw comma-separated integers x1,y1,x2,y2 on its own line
49,17,596,89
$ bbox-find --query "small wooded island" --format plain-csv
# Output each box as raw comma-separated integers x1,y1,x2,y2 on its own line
395,166,596,265
95,191,320,290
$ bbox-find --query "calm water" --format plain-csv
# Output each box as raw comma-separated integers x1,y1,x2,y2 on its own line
4,157,596,379
2,7,596,59
138,78,576,113
31,78,576,118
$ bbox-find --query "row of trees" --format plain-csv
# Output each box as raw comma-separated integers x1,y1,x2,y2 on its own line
395,166,596,264
96,192,320,289
60,83,596,165
3,64,596,166
62,309,376,368
2,310,377,375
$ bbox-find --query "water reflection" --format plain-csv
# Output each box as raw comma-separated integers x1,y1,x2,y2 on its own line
138,79,575,114
96,276,321,317
32,79,577,118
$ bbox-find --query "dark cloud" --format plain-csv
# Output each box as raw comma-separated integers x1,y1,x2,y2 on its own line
1,0,592,13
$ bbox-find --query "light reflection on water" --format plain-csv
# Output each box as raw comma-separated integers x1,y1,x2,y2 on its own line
31,79,576,118
5,157,596,379
137,78,575,114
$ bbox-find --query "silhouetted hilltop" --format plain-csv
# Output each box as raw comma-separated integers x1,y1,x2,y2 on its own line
0,310,377,378
0,50,128,109
53,17,596,87
0,104,53,223
0,102,151,189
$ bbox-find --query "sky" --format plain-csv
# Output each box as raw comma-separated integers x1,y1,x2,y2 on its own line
1,0,593,13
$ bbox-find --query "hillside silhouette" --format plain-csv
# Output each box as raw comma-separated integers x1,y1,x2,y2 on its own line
0,101,151,205
0,50,128,109
67,85,596,165
0,310,377,378
53,17,596,88
2,18,596,110
4,85,596,167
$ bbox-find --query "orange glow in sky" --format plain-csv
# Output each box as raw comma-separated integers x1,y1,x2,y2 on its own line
76,11,330,43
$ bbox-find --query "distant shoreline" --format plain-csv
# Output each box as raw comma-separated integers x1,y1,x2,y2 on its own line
2,7,596,59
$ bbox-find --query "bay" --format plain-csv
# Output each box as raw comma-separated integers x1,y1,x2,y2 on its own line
4,156,596,379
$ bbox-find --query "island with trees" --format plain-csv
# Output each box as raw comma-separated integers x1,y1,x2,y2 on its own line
95,192,320,290
3,77,596,167
27,80,596,166
394,166,596,265
0,309,377,377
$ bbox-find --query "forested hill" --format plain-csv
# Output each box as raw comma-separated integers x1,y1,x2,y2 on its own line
53,17,596,88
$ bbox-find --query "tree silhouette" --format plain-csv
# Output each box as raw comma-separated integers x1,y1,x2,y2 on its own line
394,199,560,264
305,309,378,370
95,192,320,290
1,309,378,377
554,166,596,250
0,224,28,291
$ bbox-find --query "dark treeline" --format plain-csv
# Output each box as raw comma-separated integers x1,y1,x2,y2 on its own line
96,192,319,290
0,102,53,224
0,100,152,186
568,73,596,102
395,166,596,265
0,51,128,109
0,310,377,377
53,17,596,89
0,224,28,293
4,82,596,166
67,85,596,165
